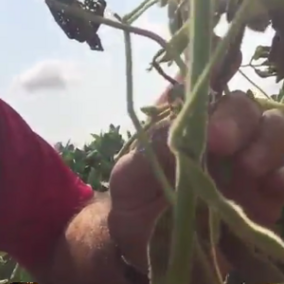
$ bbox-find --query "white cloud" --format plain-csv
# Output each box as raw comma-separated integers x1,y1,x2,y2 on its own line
14,60,82,93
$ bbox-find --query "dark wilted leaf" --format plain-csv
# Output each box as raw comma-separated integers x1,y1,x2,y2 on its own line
46,0,106,51
251,45,270,61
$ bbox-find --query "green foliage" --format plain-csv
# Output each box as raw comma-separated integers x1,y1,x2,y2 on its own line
56,124,125,191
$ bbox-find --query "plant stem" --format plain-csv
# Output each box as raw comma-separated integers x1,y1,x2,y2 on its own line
122,20,175,204
195,235,221,284
169,0,251,146
123,0,158,24
238,69,270,99
166,154,197,284
166,0,213,283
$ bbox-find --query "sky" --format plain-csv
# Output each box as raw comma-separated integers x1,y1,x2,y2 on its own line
0,0,281,146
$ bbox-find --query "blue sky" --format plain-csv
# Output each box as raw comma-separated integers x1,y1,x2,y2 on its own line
0,0,281,145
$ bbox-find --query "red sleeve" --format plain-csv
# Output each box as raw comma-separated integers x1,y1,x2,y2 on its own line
0,98,93,268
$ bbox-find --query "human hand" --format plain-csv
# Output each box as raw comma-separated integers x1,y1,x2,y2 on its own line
108,90,284,280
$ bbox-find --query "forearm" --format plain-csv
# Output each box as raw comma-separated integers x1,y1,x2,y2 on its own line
47,194,130,284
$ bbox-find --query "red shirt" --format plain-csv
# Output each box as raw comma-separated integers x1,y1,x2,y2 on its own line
0,99,93,271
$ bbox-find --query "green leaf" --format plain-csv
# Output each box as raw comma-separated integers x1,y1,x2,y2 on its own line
87,167,100,188
153,20,189,64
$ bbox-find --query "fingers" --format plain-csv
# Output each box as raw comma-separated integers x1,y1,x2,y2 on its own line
109,119,175,210
208,92,284,177
208,95,284,226
261,167,284,201
257,167,284,225
108,121,176,274
109,151,167,211
207,90,262,156
228,174,280,227
236,109,284,177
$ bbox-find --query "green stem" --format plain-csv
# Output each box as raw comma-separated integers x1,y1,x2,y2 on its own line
208,208,223,284
238,69,270,99
195,236,222,284
169,0,251,147
123,21,175,204
166,154,197,284
187,1,213,96
166,0,213,282
123,0,158,24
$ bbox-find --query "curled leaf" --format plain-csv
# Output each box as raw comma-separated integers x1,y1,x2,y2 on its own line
251,45,270,61
140,104,169,117
153,20,189,64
